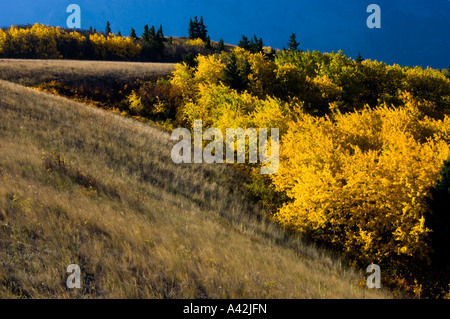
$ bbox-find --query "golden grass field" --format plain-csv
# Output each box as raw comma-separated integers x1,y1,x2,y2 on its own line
0,59,176,86
0,59,392,299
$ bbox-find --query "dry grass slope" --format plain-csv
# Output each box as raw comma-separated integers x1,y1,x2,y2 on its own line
0,59,175,86
0,77,390,299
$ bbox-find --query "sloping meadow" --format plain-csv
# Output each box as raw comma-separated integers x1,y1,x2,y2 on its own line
0,79,389,298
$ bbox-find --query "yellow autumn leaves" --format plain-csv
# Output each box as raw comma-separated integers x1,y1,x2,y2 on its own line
89,33,141,60
0,24,141,60
272,99,450,265
0,24,62,58
170,47,450,268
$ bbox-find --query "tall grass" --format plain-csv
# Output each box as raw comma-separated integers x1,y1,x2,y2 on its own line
0,75,391,298
0,59,175,86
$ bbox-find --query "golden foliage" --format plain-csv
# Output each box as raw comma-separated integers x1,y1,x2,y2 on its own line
185,38,206,47
169,62,197,99
0,29,7,55
170,51,450,277
4,24,62,59
0,24,141,60
127,90,145,115
195,54,226,85
89,33,141,60
271,100,450,265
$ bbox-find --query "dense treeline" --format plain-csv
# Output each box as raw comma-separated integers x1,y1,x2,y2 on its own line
0,23,222,62
0,24,141,61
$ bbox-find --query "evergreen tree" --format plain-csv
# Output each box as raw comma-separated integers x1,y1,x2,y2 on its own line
240,58,251,89
115,31,122,37
143,25,150,42
188,19,194,39
238,35,250,51
249,35,263,53
288,33,299,51
188,16,208,40
224,53,241,89
249,36,257,53
218,38,225,51
154,25,165,52
192,16,200,39
224,53,251,92
182,52,197,68
130,28,137,40
149,25,156,39
205,36,211,49
198,16,207,41
105,21,111,35
141,24,165,61
356,52,364,63
156,25,164,41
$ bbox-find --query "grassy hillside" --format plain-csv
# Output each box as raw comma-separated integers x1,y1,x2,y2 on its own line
0,59,175,85
0,77,391,299
0,59,176,119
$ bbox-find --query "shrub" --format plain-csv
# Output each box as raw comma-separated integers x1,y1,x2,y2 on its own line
271,102,450,268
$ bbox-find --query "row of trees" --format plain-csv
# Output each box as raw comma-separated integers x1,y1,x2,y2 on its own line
0,22,212,62
1,18,309,63
0,24,142,60
188,16,208,41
